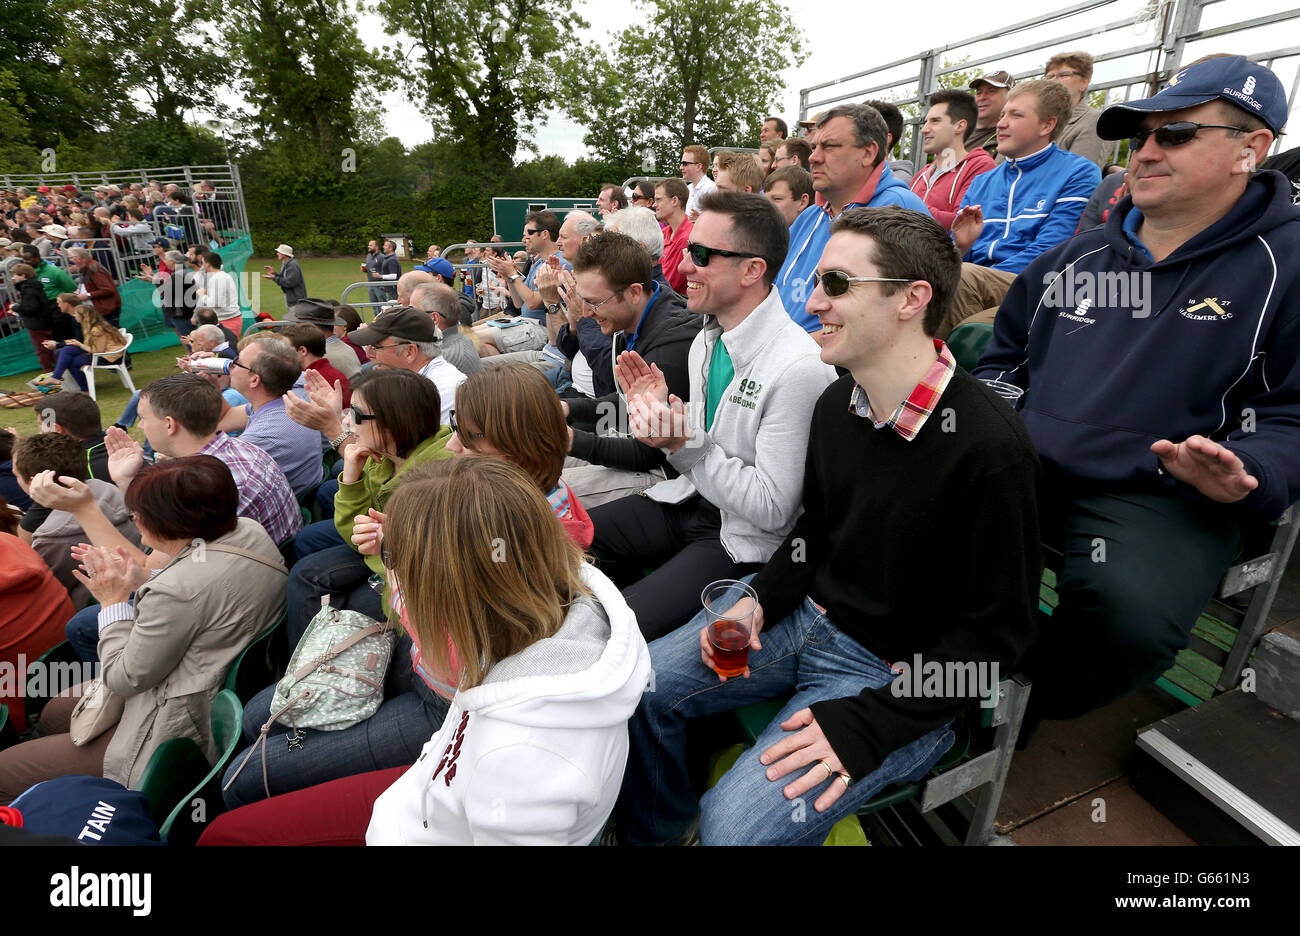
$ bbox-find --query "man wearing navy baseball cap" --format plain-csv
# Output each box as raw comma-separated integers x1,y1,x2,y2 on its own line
975,55,1300,727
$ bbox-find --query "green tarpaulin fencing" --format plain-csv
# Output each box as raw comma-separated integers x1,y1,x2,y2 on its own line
0,236,254,378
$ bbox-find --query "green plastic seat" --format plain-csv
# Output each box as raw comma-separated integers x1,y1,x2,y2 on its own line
159,689,244,846
135,737,211,828
224,612,288,703
23,641,84,727
946,321,995,372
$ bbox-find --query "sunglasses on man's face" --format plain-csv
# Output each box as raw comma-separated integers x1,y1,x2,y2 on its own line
1130,121,1246,151
685,242,761,267
813,270,913,298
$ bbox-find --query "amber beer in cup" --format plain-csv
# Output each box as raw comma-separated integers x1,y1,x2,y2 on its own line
702,580,759,678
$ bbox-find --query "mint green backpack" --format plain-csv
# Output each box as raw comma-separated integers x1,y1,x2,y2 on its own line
224,597,398,798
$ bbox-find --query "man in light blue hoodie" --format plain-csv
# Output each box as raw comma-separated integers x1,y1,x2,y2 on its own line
774,104,930,337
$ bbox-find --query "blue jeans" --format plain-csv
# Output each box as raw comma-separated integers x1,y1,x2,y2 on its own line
66,604,102,663
51,346,91,390
315,478,340,516
294,518,344,562
117,391,142,428
286,543,381,650
220,637,450,808
616,579,954,845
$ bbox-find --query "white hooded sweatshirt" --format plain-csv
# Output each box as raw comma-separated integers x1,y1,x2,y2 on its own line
366,563,651,845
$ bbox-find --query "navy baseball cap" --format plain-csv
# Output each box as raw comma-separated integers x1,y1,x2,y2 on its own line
1098,56,1288,140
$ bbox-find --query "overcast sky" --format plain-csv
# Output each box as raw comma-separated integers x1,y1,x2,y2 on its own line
357,0,1298,159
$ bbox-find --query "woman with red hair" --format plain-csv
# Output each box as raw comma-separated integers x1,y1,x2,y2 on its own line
0,455,288,804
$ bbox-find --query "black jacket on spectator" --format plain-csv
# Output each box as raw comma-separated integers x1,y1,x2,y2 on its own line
161,266,199,322
566,282,701,472
14,278,56,331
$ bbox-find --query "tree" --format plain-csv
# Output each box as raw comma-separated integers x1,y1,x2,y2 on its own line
371,0,587,176
0,68,43,169
223,0,390,164
0,0,93,149
57,0,232,129
558,0,806,172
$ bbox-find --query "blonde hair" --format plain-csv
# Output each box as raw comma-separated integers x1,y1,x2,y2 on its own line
454,362,570,492
385,458,589,691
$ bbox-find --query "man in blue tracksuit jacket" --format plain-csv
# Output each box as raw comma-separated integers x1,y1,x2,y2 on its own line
944,79,1100,335
774,103,930,335
973,56,1300,723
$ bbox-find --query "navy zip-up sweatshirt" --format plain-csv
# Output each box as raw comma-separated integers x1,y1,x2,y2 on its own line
974,170,1300,518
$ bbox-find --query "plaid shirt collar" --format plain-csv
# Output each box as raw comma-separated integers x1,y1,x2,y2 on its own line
848,339,956,441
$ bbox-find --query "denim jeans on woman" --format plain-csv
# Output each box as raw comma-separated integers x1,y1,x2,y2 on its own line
616,577,954,845
221,636,450,809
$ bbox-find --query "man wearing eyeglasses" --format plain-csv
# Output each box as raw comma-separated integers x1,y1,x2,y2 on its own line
350,306,465,426
477,210,567,358
587,192,835,644
1043,51,1111,169
975,56,1300,729
616,205,1041,845
773,103,930,337
681,144,716,220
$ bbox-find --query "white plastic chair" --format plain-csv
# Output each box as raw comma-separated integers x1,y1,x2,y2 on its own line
80,328,135,401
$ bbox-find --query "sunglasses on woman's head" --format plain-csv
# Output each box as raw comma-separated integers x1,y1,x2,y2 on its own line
812,270,913,297
1130,121,1247,151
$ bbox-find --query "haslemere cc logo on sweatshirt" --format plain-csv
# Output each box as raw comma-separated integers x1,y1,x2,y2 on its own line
1178,297,1233,321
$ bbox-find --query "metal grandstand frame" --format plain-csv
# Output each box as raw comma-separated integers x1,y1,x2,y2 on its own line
797,0,1300,166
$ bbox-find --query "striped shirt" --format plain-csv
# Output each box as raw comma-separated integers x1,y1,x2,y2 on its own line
199,432,303,545
849,340,956,441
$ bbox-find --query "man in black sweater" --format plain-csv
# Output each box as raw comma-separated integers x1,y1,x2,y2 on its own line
616,206,1041,845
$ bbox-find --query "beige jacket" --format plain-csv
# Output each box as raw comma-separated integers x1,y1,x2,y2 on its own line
99,518,287,787
1059,103,1111,170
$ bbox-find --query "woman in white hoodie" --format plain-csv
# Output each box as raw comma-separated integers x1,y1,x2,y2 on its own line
199,457,650,845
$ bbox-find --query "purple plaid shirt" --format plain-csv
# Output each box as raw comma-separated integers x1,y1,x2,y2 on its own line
199,432,302,545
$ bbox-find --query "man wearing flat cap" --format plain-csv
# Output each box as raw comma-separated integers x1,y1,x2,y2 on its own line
280,298,361,379
966,70,1015,160
263,244,307,309
351,305,465,425
975,55,1300,727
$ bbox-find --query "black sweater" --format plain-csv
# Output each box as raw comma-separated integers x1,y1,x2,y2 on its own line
749,368,1042,779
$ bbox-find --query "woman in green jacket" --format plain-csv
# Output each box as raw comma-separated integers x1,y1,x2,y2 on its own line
224,368,455,808
288,367,452,648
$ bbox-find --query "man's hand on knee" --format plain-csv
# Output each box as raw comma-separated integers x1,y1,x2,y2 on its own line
1151,435,1258,503
759,708,852,813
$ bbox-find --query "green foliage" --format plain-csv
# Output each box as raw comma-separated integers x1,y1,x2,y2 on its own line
223,0,391,162
0,68,43,169
57,0,231,128
559,0,806,172
0,0,92,148
371,0,586,173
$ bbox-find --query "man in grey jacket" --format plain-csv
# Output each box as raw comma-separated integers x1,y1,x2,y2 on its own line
587,192,837,641
263,244,307,309
1045,50,1111,169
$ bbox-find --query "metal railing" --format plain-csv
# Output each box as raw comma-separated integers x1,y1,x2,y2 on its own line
338,242,528,319
798,0,1300,165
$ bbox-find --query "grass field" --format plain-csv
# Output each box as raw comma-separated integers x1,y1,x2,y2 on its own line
1,256,369,438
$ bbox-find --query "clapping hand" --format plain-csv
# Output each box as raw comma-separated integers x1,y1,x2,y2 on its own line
104,426,146,487
628,393,692,453
615,351,669,405
285,369,344,436
72,544,148,607
951,204,984,256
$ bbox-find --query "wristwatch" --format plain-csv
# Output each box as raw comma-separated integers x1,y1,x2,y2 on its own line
546,302,562,315
510,274,522,283
329,429,355,451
